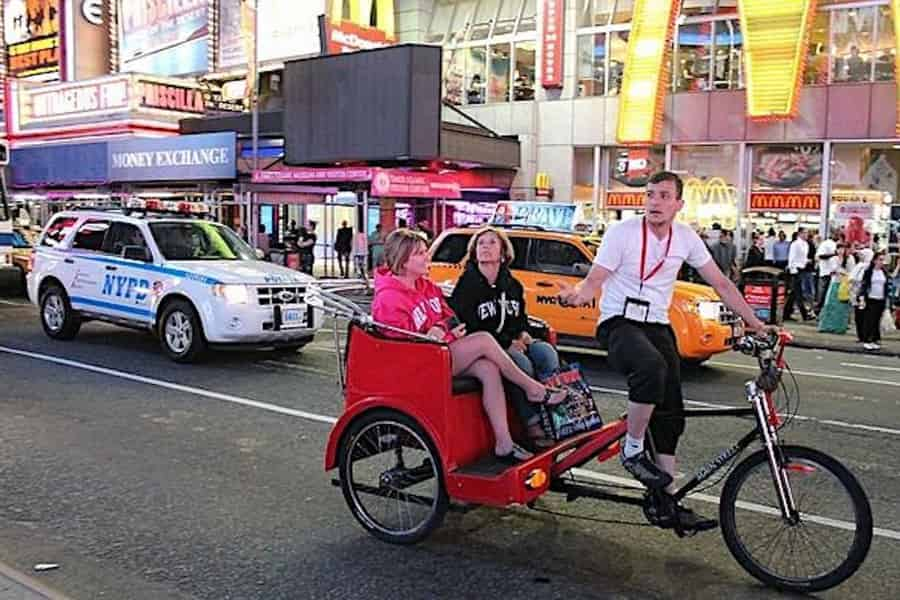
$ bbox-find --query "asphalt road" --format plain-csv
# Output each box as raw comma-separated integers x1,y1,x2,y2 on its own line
1,294,899,600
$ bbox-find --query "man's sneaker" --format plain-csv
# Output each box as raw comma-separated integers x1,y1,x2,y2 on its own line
644,494,718,533
620,448,673,489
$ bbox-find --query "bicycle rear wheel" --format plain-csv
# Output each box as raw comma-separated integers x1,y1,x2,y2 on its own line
719,445,872,593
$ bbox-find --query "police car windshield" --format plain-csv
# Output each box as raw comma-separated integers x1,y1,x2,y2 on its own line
149,222,255,261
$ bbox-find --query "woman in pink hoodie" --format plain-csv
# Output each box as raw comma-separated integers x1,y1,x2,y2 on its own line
372,229,564,463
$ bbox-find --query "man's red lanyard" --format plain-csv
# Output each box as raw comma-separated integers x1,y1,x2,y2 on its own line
639,218,672,295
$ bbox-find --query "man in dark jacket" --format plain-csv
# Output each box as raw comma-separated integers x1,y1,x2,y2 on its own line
334,221,353,278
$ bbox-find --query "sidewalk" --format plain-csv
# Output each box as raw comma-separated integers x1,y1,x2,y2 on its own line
0,561,70,600
784,317,900,357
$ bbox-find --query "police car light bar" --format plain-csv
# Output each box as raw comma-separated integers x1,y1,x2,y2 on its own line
126,198,211,215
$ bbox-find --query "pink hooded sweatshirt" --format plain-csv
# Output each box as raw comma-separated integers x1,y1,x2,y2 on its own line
372,267,458,342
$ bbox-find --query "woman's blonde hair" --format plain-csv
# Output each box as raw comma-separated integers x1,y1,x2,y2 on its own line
384,228,428,274
465,226,515,266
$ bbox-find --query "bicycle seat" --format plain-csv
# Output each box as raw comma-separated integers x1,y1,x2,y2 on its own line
452,376,481,395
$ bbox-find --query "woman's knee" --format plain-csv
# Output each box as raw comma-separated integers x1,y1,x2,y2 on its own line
507,349,534,376
467,357,500,380
527,341,559,375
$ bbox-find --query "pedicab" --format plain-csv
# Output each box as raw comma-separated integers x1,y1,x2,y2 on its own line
309,287,872,593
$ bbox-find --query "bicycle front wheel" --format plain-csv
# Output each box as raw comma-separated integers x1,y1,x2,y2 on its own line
719,445,872,593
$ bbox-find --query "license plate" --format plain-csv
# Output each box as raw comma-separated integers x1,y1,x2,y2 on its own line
281,307,306,329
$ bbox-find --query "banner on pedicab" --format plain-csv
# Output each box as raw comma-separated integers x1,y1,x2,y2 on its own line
538,364,603,442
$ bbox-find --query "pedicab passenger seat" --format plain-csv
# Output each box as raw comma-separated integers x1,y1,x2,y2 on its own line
451,376,482,395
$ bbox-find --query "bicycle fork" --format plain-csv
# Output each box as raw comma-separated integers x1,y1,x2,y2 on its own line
746,381,800,524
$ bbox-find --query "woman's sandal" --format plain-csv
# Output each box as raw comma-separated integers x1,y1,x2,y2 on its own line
535,386,567,405
495,443,534,464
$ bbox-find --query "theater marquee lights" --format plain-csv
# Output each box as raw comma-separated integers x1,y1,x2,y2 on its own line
738,0,816,120
615,0,680,144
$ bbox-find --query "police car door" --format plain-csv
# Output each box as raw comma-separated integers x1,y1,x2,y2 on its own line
529,239,597,338
67,218,113,316
94,222,155,324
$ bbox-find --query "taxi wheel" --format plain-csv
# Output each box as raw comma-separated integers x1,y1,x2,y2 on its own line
40,284,81,340
159,300,207,363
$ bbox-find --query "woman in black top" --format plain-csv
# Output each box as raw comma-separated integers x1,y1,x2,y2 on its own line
449,227,560,446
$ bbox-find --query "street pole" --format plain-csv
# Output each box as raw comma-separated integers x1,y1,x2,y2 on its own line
250,0,260,248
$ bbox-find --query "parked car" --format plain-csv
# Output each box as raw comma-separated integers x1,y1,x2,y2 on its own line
429,226,741,364
27,200,322,362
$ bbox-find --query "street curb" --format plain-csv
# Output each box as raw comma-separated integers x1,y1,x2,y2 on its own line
0,560,72,600
787,340,900,358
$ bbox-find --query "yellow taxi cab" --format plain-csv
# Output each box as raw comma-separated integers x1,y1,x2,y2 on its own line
429,226,742,364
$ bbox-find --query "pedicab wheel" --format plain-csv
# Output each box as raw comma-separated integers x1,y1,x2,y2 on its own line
719,445,872,593
338,409,448,545
40,284,81,340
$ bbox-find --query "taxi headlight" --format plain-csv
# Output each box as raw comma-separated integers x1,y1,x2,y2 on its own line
697,300,723,321
213,284,250,304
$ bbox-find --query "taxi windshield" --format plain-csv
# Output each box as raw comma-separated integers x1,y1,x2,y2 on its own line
149,222,255,261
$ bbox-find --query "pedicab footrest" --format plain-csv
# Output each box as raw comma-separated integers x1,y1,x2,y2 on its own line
446,454,554,507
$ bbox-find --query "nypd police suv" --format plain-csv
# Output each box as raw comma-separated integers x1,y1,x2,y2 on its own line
26,200,322,362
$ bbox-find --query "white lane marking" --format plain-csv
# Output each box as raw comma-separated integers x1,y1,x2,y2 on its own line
569,469,900,541
707,361,900,388
840,362,900,373
0,346,337,425
2,344,898,542
589,386,900,437
259,359,335,377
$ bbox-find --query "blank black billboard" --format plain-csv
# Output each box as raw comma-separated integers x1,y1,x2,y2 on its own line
284,44,442,165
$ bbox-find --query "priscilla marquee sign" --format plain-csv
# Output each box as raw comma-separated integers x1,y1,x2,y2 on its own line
108,132,236,182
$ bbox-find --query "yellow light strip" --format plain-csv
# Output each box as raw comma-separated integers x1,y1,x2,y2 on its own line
615,0,680,145
739,0,816,120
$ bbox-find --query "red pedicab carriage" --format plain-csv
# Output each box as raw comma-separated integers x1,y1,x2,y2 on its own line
310,287,872,593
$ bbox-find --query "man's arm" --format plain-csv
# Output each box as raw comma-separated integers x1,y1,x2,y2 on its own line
559,264,612,306
696,260,769,332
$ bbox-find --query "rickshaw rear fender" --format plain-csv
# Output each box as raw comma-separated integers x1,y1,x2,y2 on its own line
324,398,445,472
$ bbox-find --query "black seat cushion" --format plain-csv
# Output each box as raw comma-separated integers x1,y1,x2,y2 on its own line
451,376,481,395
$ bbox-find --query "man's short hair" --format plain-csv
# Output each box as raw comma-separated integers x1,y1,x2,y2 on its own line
648,171,684,200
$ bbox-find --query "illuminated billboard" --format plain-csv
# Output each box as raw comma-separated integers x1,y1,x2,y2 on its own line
739,0,816,119
118,0,209,76
218,0,325,70
4,0,61,80
615,0,678,144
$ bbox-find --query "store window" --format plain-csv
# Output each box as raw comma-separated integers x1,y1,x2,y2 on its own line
681,0,717,17
874,4,895,81
489,43,511,102
805,9,830,84
518,0,537,32
607,30,629,95
832,6,876,83
513,41,536,100
467,46,488,104
444,48,466,105
611,0,634,24
671,145,740,230
749,145,824,235
448,0,478,43
577,33,606,96
470,0,501,40
428,0,458,43
713,20,742,89
676,23,714,92
576,0,614,27
574,147,597,203
829,144,897,245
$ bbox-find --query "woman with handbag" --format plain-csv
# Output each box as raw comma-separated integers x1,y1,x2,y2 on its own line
817,243,856,334
856,251,894,350
449,226,562,448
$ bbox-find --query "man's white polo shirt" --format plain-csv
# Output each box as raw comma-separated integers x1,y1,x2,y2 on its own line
594,217,712,325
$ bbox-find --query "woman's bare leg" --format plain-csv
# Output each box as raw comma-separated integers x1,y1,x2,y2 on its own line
450,332,561,403
463,358,514,455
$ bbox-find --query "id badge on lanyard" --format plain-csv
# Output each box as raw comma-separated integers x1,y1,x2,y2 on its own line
624,219,672,323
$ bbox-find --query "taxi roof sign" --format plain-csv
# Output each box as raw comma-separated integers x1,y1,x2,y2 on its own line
490,201,578,231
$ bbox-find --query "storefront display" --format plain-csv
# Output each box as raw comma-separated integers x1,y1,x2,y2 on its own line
829,144,898,245
671,145,740,230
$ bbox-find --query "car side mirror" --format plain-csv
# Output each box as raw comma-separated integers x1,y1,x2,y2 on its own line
122,245,151,262
573,262,591,276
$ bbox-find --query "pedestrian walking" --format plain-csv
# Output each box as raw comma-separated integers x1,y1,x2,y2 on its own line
744,232,766,269
353,229,368,279
817,244,855,334
815,231,840,313
856,251,893,351
335,220,353,278
849,248,874,344
783,228,813,321
369,223,385,270
802,233,818,305
763,228,777,265
772,230,790,270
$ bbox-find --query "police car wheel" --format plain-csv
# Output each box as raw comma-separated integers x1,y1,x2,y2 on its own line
159,300,206,363
40,284,81,340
